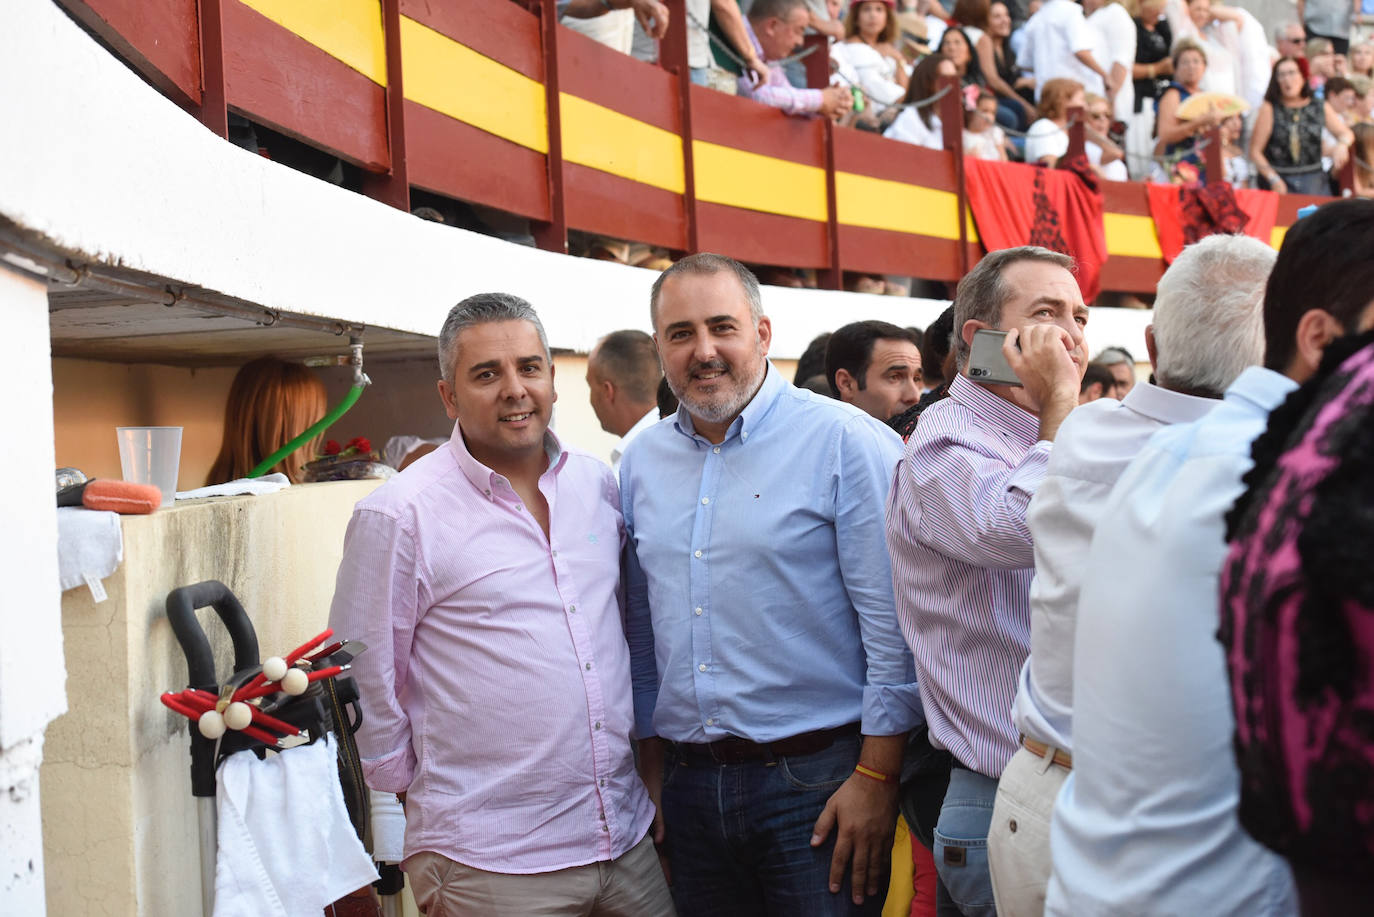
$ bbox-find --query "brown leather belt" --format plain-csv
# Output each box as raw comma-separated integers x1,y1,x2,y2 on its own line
673,723,861,766
1021,735,1073,770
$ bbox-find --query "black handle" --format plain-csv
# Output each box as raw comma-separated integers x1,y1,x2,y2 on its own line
165,581,260,690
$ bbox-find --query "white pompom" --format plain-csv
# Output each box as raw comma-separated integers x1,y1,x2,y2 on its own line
281,667,308,696
262,656,288,682
224,701,253,731
198,710,226,739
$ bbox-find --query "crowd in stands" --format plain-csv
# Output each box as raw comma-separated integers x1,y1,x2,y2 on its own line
557,0,1374,192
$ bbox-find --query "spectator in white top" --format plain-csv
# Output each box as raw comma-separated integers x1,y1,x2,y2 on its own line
986,232,1275,917
1024,78,1126,174
586,330,662,478
886,54,958,148
1164,0,1270,110
1017,0,1116,101
562,0,669,52
1085,0,1136,120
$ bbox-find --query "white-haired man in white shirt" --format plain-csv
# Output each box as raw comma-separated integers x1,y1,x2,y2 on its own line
985,233,1277,917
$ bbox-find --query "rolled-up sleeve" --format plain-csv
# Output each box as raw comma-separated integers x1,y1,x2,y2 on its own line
835,417,924,736
619,450,660,739
327,508,423,792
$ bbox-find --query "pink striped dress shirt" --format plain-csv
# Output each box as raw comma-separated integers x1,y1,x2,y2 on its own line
884,373,1050,777
327,422,654,874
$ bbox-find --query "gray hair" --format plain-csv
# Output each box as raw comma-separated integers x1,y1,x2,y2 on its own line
1152,233,1274,397
649,253,764,331
1094,345,1135,366
1274,20,1303,43
437,292,551,383
952,247,1075,366
749,0,808,23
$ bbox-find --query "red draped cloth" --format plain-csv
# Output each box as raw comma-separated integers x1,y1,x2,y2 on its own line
964,157,1108,304
1146,183,1279,264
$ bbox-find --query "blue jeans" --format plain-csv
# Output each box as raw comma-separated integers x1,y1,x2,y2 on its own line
662,734,885,917
690,67,710,87
934,767,999,917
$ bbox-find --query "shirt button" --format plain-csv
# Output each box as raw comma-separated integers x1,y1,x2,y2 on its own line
698,663,708,672
600,779,606,788
594,721,602,730
552,550,558,558
706,717,715,725
694,550,702,558
569,605,577,612
741,432,749,441
712,446,720,454
585,662,592,670
701,497,710,505
694,607,702,616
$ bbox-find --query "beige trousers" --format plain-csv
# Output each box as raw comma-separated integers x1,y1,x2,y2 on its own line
986,744,1071,917
405,832,675,917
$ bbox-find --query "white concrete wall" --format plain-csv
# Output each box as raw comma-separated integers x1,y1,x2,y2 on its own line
0,264,65,912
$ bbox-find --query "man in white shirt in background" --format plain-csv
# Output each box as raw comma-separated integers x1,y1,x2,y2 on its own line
587,330,663,477
1086,0,1135,120
1047,199,1374,917
985,233,1276,917
1018,0,1117,101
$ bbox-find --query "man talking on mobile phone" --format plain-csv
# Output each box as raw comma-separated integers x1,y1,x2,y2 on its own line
884,246,1087,916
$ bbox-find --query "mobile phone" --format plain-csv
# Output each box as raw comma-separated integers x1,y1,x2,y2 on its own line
967,329,1022,387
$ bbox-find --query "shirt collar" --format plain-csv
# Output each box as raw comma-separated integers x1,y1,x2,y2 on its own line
1223,366,1299,417
948,372,1041,445
448,419,567,501
1120,380,1218,426
673,361,785,446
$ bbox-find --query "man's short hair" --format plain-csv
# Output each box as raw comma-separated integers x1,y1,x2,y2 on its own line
1326,76,1355,97
1274,20,1303,44
825,320,920,397
1151,234,1274,397
795,332,833,384
438,292,550,383
649,253,763,330
922,306,956,383
952,247,1076,366
1093,345,1134,366
750,0,807,22
1079,362,1114,395
590,330,662,404
1307,36,1334,58
1263,199,1374,373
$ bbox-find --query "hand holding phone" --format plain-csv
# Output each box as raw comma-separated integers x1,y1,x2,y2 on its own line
967,329,1022,387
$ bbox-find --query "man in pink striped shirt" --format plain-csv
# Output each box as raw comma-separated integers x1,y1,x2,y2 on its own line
884,248,1086,916
328,294,674,916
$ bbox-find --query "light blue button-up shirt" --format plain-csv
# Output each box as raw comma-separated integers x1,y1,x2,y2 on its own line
622,363,923,744
1046,366,1299,916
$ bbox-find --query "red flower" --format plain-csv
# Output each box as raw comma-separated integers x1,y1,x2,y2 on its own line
348,436,372,453
324,440,342,455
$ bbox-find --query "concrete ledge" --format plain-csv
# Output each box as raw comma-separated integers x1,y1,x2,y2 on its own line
42,480,380,916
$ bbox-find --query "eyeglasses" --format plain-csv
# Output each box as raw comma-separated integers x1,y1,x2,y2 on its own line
1088,111,1111,120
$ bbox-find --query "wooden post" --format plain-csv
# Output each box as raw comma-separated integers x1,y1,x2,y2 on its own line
1337,137,1357,196
821,119,842,289
361,0,410,210
939,75,970,277
661,0,700,254
1065,105,1085,160
532,0,568,253
197,0,228,138
802,32,829,89
1203,125,1223,185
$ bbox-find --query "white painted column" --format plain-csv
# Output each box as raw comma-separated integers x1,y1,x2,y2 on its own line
0,263,67,913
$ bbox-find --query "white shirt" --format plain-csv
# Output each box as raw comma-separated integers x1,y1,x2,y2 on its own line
884,109,945,150
1088,3,1135,122
1046,367,1298,917
610,408,659,478
1011,382,1217,753
1017,0,1104,99
1024,119,1123,177
560,8,635,54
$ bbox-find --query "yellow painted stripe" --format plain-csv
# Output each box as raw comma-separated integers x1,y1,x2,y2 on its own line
692,141,827,222
835,172,980,243
1103,212,1163,259
559,95,684,193
400,16,548,154
1270,225,1287,248
240,0,387,84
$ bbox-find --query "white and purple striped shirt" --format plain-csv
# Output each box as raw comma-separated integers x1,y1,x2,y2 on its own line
885,373,1050,777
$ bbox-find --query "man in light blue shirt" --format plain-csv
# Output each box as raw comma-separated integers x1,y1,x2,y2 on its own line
622,253,922,917
1047,199,1374,916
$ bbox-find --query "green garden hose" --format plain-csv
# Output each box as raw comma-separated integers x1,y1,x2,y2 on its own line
246,382,367,478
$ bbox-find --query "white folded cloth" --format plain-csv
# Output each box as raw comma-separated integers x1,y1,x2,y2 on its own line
56,506,122,594
213,736,378,917
176,473,290,501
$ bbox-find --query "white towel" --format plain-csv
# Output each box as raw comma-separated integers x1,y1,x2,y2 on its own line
213,736,378,917
56,506,122,594
368,788,407,863
177,473,290,501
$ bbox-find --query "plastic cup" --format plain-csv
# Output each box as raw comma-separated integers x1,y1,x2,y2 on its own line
116,426,183,507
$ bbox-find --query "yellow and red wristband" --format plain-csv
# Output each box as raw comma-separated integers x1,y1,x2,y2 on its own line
854,763,895,784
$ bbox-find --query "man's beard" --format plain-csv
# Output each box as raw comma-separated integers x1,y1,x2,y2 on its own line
671,349,767,425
